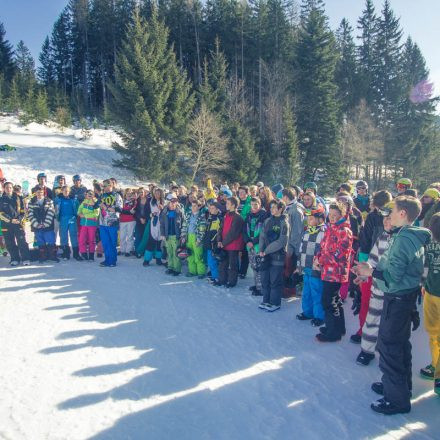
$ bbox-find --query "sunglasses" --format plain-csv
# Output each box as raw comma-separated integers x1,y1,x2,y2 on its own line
357,187,367,190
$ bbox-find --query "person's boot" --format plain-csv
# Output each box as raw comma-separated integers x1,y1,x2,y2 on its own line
81,252,89,260
72,247,83,261
48,245,60,262
61,245,70,260
88,252,94,261
38,246,47,263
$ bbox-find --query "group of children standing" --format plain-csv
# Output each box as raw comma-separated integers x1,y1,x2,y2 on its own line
1,173,440,415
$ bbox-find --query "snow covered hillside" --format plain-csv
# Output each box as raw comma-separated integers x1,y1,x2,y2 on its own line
0,116,439,439
0,115,138,187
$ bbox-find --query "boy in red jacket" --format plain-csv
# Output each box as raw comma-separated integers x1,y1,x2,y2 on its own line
217,197,245,288
314,202,353,342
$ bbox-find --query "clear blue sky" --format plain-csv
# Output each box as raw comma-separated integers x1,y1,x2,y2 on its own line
2,0,440,92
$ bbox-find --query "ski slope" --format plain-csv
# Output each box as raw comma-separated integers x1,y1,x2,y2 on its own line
1,116,439,439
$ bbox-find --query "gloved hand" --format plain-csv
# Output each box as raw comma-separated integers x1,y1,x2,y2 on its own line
351,290,361,316
411,310,420,331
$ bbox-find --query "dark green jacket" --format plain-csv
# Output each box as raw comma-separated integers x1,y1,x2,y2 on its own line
425,241,440,297
238,196,252,220
375,226,431,295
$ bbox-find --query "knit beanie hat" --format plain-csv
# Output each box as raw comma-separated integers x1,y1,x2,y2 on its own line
423,188,440,201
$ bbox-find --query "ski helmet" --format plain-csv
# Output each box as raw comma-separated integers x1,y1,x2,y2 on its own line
356,180,368,190
304,182,318,193
73,174,81,182
37,172,47,180
397,177,412,187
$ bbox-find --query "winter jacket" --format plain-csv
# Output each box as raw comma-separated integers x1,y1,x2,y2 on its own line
259,214,289,266
354,194,371,220
425,240,440,297
374,226,431,295
204,179,216,201
244,209,267,254
96,191,123,227
181,209,207,244
238,196,252,220
120,199,137,223
28,197,56,232
299,224,326,276
135,198,150,224
285,200,304,256
0,193,26,230
70,185,88,203
359,209,384,261
218,211,245,251
160,205,184,239
367,230,391,289
55,194,79,220
31,185,53,200
424,201,440,228
317,218,353,283
78,199,100,227
203,213,222,250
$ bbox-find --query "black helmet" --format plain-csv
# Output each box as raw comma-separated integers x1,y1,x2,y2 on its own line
356,180,368,190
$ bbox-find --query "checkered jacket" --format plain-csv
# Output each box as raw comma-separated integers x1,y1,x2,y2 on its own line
299,225,326,274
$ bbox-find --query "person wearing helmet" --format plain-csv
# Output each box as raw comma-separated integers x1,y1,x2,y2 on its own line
53,175,66,198
70,175,88,203
304,182,328,215
354,181,371,221
396,178,412,195
32,172,53,200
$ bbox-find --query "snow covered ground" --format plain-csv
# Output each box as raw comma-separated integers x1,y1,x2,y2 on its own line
0,116,439,439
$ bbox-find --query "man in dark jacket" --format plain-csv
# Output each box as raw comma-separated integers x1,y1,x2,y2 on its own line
31,172,53,200
217,197,245,288
70,175,88,203
258,200,289,312
0,181,30,265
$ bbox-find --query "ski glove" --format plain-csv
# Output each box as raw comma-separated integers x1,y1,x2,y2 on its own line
351,290,361,316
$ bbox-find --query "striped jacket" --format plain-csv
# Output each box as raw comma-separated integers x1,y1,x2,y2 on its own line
368,230,391,287
28,197,55,232
299,224,326,276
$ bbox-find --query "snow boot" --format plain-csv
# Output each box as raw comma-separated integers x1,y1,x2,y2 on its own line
124,252,130,257
311,318,324,327
81,252,89,261
259,302,270,310
48,245,60,263
38,246,47,263
61,245,71,260
435,379,440,396
72,247,83,261
265,304,280,312
296,312,312,321
371,398,410,415
356,351,375,366
420,364,435,380
97,253,103,258
249,285,257,292
10,260,19,266
350,334,362,344
143,261,150,267
88,253,94,261
156,258,163,266
371,382,384,395
251,289,263,296
316,333,341,342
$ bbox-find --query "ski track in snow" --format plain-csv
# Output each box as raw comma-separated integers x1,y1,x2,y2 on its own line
1,115,440,439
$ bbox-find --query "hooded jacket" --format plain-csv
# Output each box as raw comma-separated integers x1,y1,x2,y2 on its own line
374,226,431,295
359,209,384,261
285,200,304,256
244,209,267,254
317,218,353,283
160,205,184,239
218,211,244,251
0,193,26,229
259,214,289,266
28,197,55,232
78,199,100,227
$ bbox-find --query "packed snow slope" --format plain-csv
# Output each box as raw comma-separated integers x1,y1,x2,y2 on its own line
1,116,440,439
0,115,138,187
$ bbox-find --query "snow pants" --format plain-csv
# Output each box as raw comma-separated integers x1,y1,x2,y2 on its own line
120,221,136,254
165,236,181,273
261,264,284,307
248,248,262,291
361,285,384,355
377,290,418,410
186,233,205,276
59,217,78,247
357,277,373,336
100,225,118,266
206,249,219,280
239,249,249,277
321,281,345,339
424,291,440,380
3,224,30,262
301,268,324,320
35,230,56,246
79,225,97,254
219,250,239,287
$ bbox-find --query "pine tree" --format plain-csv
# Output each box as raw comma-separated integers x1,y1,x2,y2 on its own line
6,76,20,113
295,4,343,191
357,0,379,110
108,10,195,180
34,90,50,124
38,37,56,86
335,18,360,115
0,74,5,110
14,40,36,99
0,23,16,81
281,99,300,185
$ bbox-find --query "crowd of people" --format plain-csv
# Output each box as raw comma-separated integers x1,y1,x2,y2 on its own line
0,172,439,415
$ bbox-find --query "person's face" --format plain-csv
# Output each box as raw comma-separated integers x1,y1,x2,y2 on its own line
36,190,44,200
62,187,69,197
383,215,392,232
169,200,178,210
422,196,433,205
208,204,218,215
178,187,184,196
154,190,161,201
226,200,233,211
191,203,199,214
357,186,367,195
251,201,260,213
250,188,257,197
328,208,342,224
303,194,313,208
74,179,81,187
38,177,46,185
389,205,406,227
59,177,65,186
307,215,319,227
270,203,279,216
396,183,407,194
259,188,265,199
238,189,247,200
4,183,13,195
86,191,93,200
103,182,112,192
